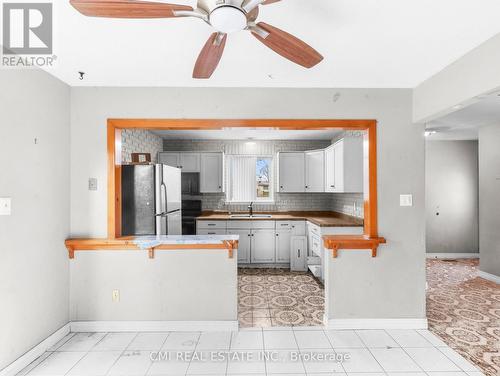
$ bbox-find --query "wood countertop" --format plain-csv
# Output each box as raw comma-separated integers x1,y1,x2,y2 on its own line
196,211,364,227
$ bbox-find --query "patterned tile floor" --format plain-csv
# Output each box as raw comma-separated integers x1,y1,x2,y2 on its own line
427,258,500,376
238,268,325,328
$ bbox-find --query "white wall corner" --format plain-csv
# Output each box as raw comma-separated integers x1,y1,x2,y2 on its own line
0,324,70,376
478,271,500,284
327,318,428,330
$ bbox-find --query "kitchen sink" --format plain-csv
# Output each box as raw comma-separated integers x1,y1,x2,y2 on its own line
229,214,273,219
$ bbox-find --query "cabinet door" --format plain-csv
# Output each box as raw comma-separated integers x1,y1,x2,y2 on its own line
278,152,305,192
228,229,251,264
324,145,335,192
333,140,344,192
200,153,223,193
290,236,307,271
179,153,200,172
251,229,276,263
305,150,325,192
275,229,292,263
158,152,179,168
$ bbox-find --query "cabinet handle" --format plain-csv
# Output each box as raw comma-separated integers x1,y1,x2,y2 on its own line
276,233,279,237
330,185,334,188
280,185,283,189
305,185,308,189
298,249,301,258
208,224,216,226
208,232,216,235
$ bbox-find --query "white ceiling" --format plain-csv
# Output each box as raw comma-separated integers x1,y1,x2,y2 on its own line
47,0,500,87
151,128,343,140
426,93,500,140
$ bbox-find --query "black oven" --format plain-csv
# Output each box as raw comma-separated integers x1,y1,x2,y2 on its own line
182,200,202,235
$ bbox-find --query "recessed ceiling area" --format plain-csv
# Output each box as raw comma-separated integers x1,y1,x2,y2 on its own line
426,92,500,140
151,128,344,140
51,0,500,87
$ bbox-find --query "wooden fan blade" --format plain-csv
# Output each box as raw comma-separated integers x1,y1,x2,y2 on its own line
251,22,323,68
262,0,281,4
70,0,193,18
193,32,227,79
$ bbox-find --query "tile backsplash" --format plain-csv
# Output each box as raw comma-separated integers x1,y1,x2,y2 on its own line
122,129,163,164
163,139,364,218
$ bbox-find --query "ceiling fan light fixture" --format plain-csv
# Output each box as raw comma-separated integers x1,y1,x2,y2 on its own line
209,6,247,33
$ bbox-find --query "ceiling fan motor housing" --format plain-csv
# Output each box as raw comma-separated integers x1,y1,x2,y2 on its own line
198,0,248,33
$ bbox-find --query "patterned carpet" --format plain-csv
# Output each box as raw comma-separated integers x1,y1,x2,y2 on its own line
238,268,324,327
427,258,500,376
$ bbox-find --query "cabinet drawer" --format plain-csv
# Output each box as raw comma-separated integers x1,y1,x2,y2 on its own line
227,220,252,229
291,221,306,236
308,222,321,236
227,220,275,229
252,220,276,229
197,229,226,235
276,220,294,228
197,220,226,229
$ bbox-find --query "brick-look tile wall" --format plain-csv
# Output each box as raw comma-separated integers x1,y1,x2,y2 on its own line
122,129,163,164
163,139,364,218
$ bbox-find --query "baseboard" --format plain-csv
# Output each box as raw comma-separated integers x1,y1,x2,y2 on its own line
327,318,428,330
70,320,239,332
478,271,500,284
0,323,70,376
426,253,479,259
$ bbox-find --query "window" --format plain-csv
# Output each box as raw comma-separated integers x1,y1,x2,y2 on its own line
227,156,273,202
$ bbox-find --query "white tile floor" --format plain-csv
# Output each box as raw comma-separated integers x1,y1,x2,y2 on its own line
17,328,484,376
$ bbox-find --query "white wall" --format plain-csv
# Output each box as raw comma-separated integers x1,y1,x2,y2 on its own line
425,141,479,254
414,33,500,123
70,250,237,321
478,125,500,278
70,87,426,320
0,70,70,370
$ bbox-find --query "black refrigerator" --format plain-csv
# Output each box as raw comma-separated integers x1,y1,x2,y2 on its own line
121,164,182,236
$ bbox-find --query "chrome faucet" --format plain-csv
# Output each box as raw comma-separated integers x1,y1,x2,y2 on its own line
248,202,254,217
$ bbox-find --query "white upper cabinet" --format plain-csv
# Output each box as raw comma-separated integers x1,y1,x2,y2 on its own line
179,153,200,172
277,152,305,193
158,152,201,172
200,152,223,193
325,137,363,193
305,150,325,192
158,152,180,168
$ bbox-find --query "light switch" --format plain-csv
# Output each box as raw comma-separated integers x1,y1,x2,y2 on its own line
0,198,12,215
400,194,413,207
88,178,98,191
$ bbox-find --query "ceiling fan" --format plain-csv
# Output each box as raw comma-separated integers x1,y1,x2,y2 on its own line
70,0,324,79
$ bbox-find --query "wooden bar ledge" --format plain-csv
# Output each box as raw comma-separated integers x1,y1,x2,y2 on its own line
65,238,239,260
322,235,386,258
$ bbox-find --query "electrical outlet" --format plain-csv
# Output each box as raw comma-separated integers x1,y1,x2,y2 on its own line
400,194,413,207
112,289,120,302
0,198,12,216
88,178,98,191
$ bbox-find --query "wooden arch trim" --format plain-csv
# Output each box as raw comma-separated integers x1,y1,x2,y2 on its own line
107,119,380,243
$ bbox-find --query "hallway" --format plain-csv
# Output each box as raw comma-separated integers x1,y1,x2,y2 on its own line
427,259,500,376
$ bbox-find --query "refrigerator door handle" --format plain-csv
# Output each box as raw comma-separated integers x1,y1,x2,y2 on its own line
161,182,168,214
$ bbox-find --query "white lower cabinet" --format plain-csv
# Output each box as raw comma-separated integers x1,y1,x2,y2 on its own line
251,229,276,263
228,229,251,264
275,228,292,263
